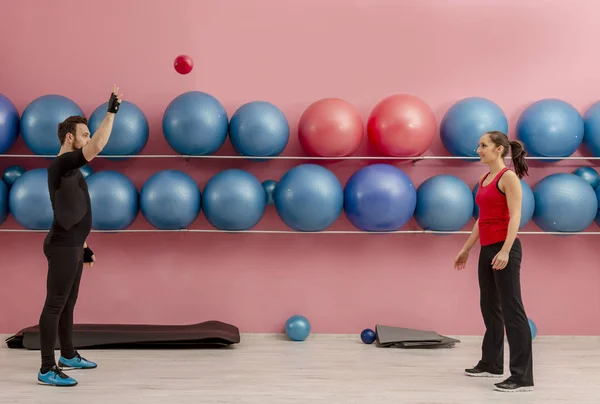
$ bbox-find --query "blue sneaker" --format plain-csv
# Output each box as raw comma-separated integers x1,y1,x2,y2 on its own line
37,366,78,387
58,352,97,370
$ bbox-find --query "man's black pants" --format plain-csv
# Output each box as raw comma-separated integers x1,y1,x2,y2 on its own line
39,244,83,372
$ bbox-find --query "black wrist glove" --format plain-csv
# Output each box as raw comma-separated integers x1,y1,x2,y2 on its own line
107,93,120,114
84,247,94,263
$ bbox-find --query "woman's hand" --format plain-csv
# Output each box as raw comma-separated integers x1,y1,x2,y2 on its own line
454,248,470,270
492,249,509,270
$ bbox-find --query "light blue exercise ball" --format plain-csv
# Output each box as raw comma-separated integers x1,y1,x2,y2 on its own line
21,95,85,155
140,170,201,230
202,169,266,230
440,97,508,160
285,315,311,341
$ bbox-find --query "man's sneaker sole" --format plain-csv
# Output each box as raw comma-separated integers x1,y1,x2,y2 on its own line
37,379,77,387
494,384,534,392
464,370,503,378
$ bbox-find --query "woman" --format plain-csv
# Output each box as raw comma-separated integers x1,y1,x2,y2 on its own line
453,130,534,393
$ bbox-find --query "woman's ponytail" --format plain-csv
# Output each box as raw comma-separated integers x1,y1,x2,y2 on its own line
510,140,528,179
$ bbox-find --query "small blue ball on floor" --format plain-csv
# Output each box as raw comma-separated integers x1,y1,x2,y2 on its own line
285,315,311,341
529,318,537,340
360,328,376,344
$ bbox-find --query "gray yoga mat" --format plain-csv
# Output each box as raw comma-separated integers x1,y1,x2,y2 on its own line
375,324,460,348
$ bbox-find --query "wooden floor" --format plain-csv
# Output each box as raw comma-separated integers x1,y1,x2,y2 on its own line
0,334,598,403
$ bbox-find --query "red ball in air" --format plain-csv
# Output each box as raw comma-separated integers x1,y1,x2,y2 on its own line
174,55,193,75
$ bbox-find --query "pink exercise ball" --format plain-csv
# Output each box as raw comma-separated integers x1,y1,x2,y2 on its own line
367,94,437,157
298,98,364,157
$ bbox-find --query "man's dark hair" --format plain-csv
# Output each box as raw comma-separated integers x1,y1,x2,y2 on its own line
58,116,88,145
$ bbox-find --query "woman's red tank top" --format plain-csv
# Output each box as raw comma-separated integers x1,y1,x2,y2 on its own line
475,167,514,246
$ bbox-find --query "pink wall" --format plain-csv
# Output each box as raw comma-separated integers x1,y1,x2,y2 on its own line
1,0,599,336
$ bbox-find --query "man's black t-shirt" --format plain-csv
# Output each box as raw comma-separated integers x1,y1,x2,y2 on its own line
44,148,92,247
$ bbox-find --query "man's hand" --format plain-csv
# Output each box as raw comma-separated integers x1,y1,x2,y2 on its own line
84,246,95,268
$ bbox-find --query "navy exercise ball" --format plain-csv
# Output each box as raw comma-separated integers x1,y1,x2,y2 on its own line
275,164,343,231
360,328,376,344
415,175,474,232
229,101,289,159
88,100,149,157
9,168,53,229
533,173,597,232
140,170,201,230
202,169,266,230
163,91,228,155
87,171,139,230
472,179,535,228
583,101,600,157
516,99,584,162
440,97,508,160
344,164,417,231
0,180,7,225
0,94,20,154
573,166,599,189
2,165,25,187
262,180,277,205
21,95,85,155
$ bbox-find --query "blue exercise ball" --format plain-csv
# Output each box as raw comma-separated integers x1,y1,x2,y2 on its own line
275,164,343,231
88,100,149,157
163,91,228,155
528,318,537,340
79,165,93,180
2,165,25,187
360,328,376,344
21,95,85,155
262,180,277,206
8,168,53,229
583,101,600,157
0,180,7,225
229,101,289,159
595,186,600,226
415,175,474,232
573,166,599,189
285,315,311,341
473,179,535,228
140,170,201,230
202,169,266,230
516,99,584,162
440,97,508,159
0,94,20,154
87,171,139,230
533,173,597,232
344,164,417,231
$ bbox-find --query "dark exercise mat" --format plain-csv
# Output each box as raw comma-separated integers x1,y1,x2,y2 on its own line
375,324,460,348
5,320,240,350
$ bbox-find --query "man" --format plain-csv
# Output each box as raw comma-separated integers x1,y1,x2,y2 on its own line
37,85,123,387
